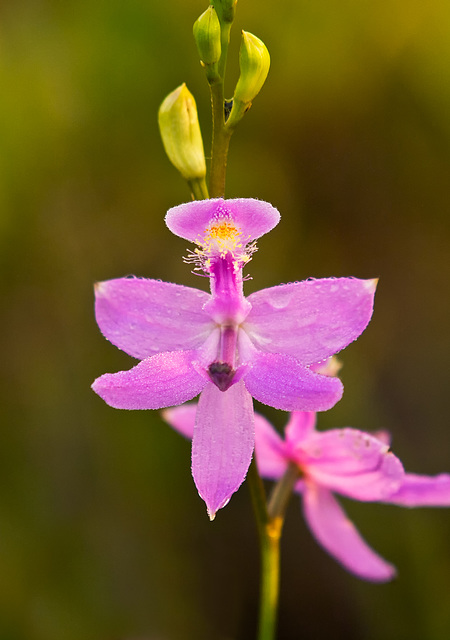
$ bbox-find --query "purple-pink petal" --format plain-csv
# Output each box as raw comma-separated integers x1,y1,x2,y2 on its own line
302,483,397,582
91,350,207,409
162,403,197,440
243,351,343,412
94,278,213,360
384,473,450,507
244,278,377,364
165,198,280,243
254,413,289,480
285,411,317,445
299,429,404,501
192,380,254,519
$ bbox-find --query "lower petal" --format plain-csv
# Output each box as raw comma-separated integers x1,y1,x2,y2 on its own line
384,473,450,507
192,380,254,519
302,483,396,582
244,352,343,411
92,351,207,409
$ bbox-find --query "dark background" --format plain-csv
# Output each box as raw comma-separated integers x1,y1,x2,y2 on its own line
1,1,450,638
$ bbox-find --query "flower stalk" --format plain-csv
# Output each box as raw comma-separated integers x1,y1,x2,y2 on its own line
208,8,234,198
248,458,299,640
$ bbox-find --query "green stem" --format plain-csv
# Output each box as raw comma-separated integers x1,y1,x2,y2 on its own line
188,176,209,200
247,459,279,640
208,20,233,198
267,463,300,520
209,82,233,197
248,459,300,640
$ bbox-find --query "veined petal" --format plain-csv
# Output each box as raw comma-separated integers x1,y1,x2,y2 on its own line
244,278,377,364
384,473,450,507
302,483,396,582
95,277,213,359
162,403,197,440
254,413,289,480
285,411,317,445
243,351,343,412
165,198,280,243
300,429,404,501
192,380,254,519
92,350,206,409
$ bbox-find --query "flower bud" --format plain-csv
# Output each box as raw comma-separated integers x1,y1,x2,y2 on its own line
193,6,221,66
233,31,270,105
158,84,206,181
213,0,237,24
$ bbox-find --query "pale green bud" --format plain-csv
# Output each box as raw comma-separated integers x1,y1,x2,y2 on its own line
234,31,270,105
158,84,206,181
212,0,237,24
193,6,221,65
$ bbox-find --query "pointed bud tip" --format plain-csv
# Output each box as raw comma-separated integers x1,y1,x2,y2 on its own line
208,509,216,522
158,84,206,181
193,6,221,66
366,278,379,292
232,31,270,107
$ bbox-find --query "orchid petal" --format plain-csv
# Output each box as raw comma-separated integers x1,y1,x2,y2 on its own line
165,198,280,242
192,381,254,519
254,413,289,480
299,429,404,501
243,351,343,412
302,483,396,582
285,411,317,444
162,403,197,440
384,473,450,507
95,277,213,359
92,351,206,409
244,278,377,364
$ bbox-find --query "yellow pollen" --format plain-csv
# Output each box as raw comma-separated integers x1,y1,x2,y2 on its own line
200,220,243,257
184,218,257,272
206,221,240,242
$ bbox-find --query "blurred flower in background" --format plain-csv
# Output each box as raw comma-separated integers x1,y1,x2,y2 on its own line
1,1,450,639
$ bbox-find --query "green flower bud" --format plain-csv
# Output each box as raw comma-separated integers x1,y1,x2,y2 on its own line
234,31,270,105
213,0,237,24
158,84,206,181
193,6,221,66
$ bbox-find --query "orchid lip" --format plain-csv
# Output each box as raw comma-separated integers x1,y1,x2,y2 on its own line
208,361,236,391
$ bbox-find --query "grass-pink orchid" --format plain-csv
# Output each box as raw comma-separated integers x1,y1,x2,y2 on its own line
163,406,450,581
253,411,450,581
92,198,377,518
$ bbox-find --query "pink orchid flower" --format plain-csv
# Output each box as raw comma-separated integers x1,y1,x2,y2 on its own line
92,198,377,518
163,406,450,581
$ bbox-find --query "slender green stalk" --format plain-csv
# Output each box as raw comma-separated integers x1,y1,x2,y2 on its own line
248,459,300,640
188,176,209,200
209,82,233,197
267,463,300,520
208,19,233,197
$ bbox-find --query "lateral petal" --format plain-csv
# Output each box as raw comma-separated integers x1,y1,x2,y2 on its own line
299,429,404,501
244,278,377,364
302,483,396,582
192,381,254,519
384,473,450,507
162,403,197,440
165,198,280,243
254,413,289,480
243,351,343,412
285,411,317,444
95,277,213,359
92,351,206,409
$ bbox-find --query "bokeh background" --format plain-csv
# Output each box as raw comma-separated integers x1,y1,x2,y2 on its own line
1,0,450,638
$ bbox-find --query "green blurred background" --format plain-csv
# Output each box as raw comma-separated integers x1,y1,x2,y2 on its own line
1,0,450,638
